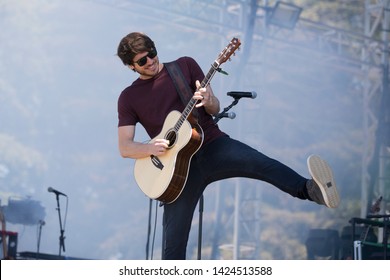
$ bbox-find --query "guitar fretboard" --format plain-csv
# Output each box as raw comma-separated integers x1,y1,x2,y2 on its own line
174,61,220,131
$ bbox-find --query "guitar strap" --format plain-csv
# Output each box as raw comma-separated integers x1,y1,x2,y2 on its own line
164,61,199,119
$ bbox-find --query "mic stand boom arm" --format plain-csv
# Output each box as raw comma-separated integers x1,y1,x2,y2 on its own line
213,98,239,124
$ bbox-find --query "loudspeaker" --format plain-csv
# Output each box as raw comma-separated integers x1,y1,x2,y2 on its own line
305,229,340,259
354,240,390,260
340,226,377,259
0,231,18,259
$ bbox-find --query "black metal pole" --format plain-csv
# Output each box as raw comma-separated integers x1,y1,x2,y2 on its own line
36,220,45,258
146,198,153,260
55,194,65,256
197,195,204,260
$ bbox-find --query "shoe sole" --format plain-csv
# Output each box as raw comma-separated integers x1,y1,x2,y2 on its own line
307,155,340,208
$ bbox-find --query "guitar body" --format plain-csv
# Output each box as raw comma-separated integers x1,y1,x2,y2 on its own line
134,110,203,203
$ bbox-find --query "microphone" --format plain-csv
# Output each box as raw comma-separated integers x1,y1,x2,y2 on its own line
220,112,236,119
48,187,67,197
227,91,257,99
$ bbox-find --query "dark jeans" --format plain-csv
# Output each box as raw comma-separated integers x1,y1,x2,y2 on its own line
162,135,308,259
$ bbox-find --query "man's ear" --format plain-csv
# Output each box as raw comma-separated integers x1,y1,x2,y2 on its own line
128,65,136,72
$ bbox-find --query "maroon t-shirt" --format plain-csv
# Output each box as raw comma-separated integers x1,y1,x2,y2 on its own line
117,56,226,146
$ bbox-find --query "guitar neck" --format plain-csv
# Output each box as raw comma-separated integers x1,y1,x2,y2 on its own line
173,37,240,131
176,61,220,128
201,61,220,88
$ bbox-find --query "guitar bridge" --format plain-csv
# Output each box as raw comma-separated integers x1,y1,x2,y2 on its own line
150,155,164,170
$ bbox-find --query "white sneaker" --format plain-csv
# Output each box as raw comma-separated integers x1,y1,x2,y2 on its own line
307,155,340,208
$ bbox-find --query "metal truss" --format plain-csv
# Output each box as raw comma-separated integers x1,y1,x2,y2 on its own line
361,0,390,217
91,0,248,36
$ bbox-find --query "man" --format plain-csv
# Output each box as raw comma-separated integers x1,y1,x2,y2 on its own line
116,32,340,259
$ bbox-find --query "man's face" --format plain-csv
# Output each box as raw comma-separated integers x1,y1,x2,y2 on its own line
131,49,160,79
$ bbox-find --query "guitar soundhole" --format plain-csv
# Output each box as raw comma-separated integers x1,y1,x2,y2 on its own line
165,130,177,148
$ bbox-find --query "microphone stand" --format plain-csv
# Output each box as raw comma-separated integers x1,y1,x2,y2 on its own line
146,198,152,260
54,193,66,256
198,97,241,260
197,193,204,260
36,220,45,258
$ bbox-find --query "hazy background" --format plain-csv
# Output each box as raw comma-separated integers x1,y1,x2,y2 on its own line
0,0,374,259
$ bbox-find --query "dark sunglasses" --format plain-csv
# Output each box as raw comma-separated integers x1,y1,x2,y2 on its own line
134,49,158,67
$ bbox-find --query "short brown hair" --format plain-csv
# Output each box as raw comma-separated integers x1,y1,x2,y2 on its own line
117,32,156,66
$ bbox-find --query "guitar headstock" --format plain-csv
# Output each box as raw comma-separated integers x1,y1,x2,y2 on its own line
216,37,241,65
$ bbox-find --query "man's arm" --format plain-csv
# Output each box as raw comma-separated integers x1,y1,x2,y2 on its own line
118,125,169,159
